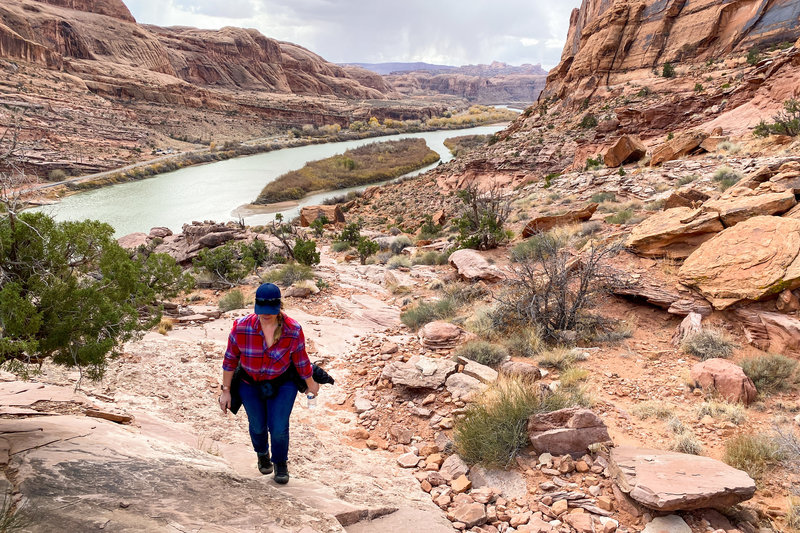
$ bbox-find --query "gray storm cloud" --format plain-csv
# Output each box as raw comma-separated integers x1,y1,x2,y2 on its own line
125,0,580,67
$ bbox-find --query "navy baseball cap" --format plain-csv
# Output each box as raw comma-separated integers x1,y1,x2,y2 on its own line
254,283,281,315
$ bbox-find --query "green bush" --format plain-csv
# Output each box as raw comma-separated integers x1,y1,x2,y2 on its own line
454,183,511,250
585,155,604,171
455,341,508,368
193,243,249,284
662,62,676,78
723,433,782,480
752,99,800,137
338,222,361,245
293,238,320,266
240,239,273,270
682,329,736,360
579,114,598,129
219,290,245,312
262,262,313,287
454,380,584,467
741,354,799,395
605,208,634,225
356,237,379,265
590,192,616,203
746,47,761,66
400,299,455,329
309,216,328,238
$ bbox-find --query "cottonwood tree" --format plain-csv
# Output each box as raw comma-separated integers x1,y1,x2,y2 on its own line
0,120,193,380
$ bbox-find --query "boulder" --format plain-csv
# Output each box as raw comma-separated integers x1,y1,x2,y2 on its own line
678,216,800,309
604,135,646,167
703,190,796,227
528,408,611,455
786,202,800,219
522,203,599,237
609,447,756,511
596,118,620,133
664,189,709,209
148,227,173,238
650,131,709,166
380,356,458,389
642,515,691,533
451,502,486,529
299,205,345,227
456,356,499,384
283,279,320,298
498,361,541,382
690,358,757,405
699,136,728,152
117,232,149,250
468,465,527,499
448,249,503,281
198,230,237,248
777,289,800,312
445,373,486,401
770,161,800,194
626,207,723,258
440,454,469,481
419,321,472,350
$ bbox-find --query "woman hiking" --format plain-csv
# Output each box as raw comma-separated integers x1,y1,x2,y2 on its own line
218,282,319,484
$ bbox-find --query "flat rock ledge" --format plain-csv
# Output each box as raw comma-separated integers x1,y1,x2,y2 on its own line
609,446,756,511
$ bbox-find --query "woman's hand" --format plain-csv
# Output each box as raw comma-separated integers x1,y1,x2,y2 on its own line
305,379,320,397
219,390,231,413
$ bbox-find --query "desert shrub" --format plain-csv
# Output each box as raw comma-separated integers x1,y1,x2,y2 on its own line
723,433,782,480
454,379,584,467
400,299,455,329
47,169,67,181
455,341,508,368
412,251,449,266
560,367,589,387
537,347,586,370
262,262,313,287
218,290,245,312
453,183,511,250
502,326,544,358
605,208,634,225
712,166,743,191
682,329,737,360
580,114,598,129
309,216,328,238
356,237,379,265
579,221,603,237
193,243,249,285
741,354,799,395
752,99,800,137
746,47,762,66
417,214,443,240
390,235,413,254
293,238,320,266
338,222,362,245
240,238,274,270
387,254,411,269
157,317,175,335
789,498,800,531
678,174,698,185
662,62,676,78
667,416,687,434
492,233,618,342
632,401,673,420
331,241,351,252
697,401,746,425
694,83,704,93
585,155,604,171
671,432,704,455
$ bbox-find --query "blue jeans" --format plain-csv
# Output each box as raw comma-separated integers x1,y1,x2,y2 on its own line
239,379,298,462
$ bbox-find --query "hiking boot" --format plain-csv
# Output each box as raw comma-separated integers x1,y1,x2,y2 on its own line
274,461,289,484
257,453,273,475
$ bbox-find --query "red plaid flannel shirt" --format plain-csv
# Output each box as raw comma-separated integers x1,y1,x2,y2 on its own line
222,313,312,381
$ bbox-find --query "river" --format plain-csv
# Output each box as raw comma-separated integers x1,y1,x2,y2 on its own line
31,124,507,237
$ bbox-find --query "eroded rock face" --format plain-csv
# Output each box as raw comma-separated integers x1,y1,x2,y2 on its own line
604,135,646,168
419,321,472,350
650,131,709,167
40,0,136,22
734,309,800,354
543,0,800,103
300,205,345,227
527,408,611,456
522,203,599,237
626,207,724,258
678,216,800,309
610,446,756,511
690,358,757,405
703,190,796,226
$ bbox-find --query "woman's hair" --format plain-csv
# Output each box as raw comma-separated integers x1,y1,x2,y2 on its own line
273,308,285,343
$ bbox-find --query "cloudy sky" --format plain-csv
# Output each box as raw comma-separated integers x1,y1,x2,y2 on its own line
124,0,581,68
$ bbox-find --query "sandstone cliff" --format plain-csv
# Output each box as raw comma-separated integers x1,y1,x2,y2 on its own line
545,0,800,101
382,62,547,104
38,0,136,22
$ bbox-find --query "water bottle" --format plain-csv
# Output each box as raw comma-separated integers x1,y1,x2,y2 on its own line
306,393,317,409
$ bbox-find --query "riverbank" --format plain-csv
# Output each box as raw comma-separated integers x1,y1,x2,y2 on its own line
23,107,519,202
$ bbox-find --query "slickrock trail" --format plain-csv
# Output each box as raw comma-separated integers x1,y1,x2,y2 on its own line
0,248,455,532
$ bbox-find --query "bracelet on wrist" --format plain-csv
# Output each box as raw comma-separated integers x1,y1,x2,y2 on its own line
220,385,231,391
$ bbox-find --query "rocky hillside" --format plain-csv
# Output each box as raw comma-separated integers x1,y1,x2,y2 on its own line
385,62,548,104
